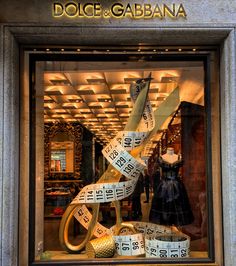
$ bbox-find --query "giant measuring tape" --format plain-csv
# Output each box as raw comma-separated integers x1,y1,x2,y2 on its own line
59,75,189,258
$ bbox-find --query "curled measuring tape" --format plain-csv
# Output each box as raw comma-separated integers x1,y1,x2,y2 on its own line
73,206,190,259
59,75,185,257
145,233,190,258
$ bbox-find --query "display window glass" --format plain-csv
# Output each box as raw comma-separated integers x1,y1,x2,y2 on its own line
30,52,216,264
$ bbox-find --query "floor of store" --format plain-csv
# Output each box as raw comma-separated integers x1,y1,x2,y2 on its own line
43,192,207,260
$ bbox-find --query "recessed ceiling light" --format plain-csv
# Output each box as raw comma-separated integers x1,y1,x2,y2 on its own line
77,48,80,52
193,48,196,51
161,76,179,83
124,77,140,83
87,78,105,84
50,79,71,86
97,114,107,118
178,48,182,51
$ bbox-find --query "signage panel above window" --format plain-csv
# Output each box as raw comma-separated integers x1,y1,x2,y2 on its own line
52,2,187,19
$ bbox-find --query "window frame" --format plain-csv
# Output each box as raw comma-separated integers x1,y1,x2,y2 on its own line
28,51,217,265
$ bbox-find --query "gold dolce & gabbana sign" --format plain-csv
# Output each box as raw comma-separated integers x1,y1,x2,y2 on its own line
52,2,187,19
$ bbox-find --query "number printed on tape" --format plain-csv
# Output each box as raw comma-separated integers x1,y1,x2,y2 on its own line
105,189,114,201
123,163,134,175
78,191,85,201
159,249,168,258
150,247,158,257
113,233,145,256
123,137,133,149
114,155,128,170
170,249,180,258
95,189,104,201
115,187,125,200
86,190,94,202
121,242,131,255
109,149,119,161
180,248,188,257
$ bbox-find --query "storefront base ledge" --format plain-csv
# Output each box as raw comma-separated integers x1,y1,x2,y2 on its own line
32,263,219,266
32,251,209,263
0,25,235,266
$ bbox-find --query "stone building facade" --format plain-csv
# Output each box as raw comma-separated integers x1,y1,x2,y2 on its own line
0,1,236,266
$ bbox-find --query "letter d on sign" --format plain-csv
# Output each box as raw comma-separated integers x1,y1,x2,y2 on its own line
53,3,64,17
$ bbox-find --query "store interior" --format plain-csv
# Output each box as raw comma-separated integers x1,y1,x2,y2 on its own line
34,57,208,260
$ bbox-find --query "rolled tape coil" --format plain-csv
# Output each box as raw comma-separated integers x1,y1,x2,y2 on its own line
145,234,190,258
73,204,190,258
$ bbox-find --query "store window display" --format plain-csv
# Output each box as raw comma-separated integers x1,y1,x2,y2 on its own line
32,56,212,263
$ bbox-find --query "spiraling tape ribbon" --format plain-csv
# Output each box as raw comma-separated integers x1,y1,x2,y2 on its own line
70,81,190,257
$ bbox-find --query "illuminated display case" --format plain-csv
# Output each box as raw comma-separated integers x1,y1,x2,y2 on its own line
30,52,216,264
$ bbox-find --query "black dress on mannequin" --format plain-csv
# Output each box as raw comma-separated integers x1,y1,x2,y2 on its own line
149,157,194,226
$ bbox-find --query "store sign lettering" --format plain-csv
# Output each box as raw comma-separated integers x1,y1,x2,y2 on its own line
52,2,187,19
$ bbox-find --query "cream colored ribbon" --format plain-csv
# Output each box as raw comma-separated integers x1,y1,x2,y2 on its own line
62,76,189,257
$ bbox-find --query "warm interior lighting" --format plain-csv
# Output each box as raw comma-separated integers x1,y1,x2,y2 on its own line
43,64,204,149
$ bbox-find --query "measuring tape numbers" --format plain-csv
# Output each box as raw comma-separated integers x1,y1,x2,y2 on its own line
145,234,190,258
69,78,190,258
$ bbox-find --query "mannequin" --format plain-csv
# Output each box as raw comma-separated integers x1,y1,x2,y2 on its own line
161,147,179,164
149,147,193,226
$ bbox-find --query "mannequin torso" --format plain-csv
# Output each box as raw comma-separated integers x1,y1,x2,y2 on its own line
161,147,179,164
